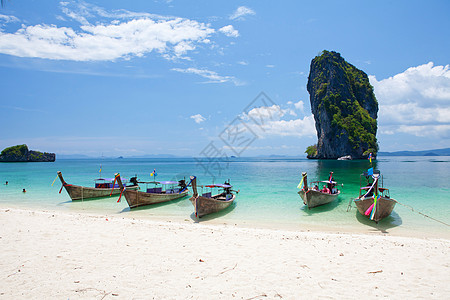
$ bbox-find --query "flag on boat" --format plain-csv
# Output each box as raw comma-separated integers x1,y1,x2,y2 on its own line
99,165,102,173
297,177,304,189
368,152,372,163
150,169,157,177
367,167,373,176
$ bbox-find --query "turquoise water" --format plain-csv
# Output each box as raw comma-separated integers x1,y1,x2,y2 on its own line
0,157,449,236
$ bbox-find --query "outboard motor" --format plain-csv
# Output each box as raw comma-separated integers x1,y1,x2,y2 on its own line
130,176,139,186
178,179,186,190
223,180,231,194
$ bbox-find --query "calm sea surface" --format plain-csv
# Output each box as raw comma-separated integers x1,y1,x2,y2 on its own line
0,157,449,237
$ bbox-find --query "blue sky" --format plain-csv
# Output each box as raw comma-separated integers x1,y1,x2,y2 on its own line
0,0,449,157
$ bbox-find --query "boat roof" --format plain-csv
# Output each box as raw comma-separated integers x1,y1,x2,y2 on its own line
138,180,178,185
157,181,178,185
95,177,126,181
205,184,232,188
312,180,337,184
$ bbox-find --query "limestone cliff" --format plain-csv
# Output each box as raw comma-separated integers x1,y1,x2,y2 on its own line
306,50,378,159
0,144,55,162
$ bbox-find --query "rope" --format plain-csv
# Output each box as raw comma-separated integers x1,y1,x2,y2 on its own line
51,175,58,186
395,200,450,227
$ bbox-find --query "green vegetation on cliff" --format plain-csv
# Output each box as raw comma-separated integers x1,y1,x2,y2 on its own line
1,144,28,158
305,144,318,158
308,50,378,158
0,144,55,162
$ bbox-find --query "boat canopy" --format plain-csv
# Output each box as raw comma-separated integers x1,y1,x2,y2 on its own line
95,177,127,182
319,180,337,184
311,180,337,184
157,180,178,185
205,184,232,188
138,180,178,185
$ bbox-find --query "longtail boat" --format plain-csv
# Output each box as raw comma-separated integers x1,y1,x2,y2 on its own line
189,176,237,218
57,171,139,201
115,173,189,209
354,169,397,223
298,171,340,209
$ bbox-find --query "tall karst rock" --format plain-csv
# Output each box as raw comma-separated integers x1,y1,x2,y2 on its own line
306,50,378,159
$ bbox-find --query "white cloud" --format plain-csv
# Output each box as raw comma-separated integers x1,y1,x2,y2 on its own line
240,105,316,138
171,67,243,85
0,5,215,61
256,116,316,137
396,125,450,138
190,114,206,124
0,14,20,23
229,6,256,20
218,25,239,37
293,100,304,112
265,64,275,68
370,62,450,138
237,60,248,66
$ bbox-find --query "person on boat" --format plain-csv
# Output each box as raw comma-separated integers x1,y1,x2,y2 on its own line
22,188,26,193
313,185,319,191
320,185,330,194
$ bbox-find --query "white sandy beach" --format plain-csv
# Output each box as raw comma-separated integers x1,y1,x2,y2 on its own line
0,208,449,299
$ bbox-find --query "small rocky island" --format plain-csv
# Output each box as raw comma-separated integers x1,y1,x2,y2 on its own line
306,50,378,160
0,144,55,162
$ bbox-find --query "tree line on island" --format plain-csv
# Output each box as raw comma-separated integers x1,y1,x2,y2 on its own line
0,144,55,162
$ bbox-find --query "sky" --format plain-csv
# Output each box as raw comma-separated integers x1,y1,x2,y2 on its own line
0,0,449,158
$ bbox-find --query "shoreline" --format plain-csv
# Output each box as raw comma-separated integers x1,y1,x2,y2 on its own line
1,207,449,299
1,201,449,240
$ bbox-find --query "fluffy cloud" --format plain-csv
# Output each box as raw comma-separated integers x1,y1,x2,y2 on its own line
218,25,239,37
229,6,255,20
370,62,450,137
0,3,241,62
293,100,305,112
241,104,316,138
190,114,206,124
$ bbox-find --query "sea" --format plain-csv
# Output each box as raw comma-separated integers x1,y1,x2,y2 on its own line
0,156,449,238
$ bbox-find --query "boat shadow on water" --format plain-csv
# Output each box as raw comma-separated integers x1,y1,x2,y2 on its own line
355,210,402,233
300,198,342,215
118,195,189,213
190,202,236,223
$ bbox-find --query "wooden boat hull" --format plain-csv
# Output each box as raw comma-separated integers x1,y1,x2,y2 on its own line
63,184,133,201
57,171,139,201
123,189,189,209
189,194,235,218
298,189,340,208
354,196,397,222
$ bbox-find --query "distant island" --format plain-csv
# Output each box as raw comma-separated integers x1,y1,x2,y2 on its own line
0,144,55,162
378,148,450,156
305,50,378,160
